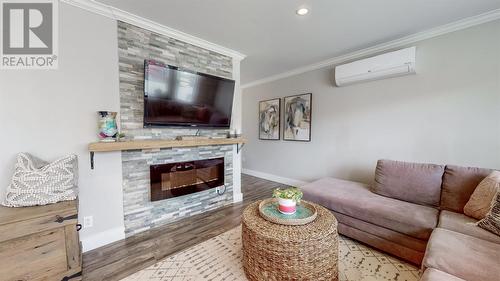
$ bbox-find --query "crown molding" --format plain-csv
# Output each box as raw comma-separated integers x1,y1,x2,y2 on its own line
242,9,500,89
60,0,246,61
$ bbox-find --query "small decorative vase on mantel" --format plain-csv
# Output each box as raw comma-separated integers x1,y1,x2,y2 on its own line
273,187,303,215
97,111,118,142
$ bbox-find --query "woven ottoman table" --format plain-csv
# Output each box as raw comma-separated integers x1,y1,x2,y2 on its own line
242,201,338,281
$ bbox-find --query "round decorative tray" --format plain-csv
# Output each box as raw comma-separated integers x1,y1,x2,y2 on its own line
258,198,318,226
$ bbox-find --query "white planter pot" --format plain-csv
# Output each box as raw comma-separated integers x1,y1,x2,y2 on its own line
278,198,297,215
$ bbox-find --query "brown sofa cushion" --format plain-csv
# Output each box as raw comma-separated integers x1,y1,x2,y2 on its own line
438,210,500,244
464,171,500,220
338,223,425,265
333,211,428,252
373,159,444,206
423,228,500,281
302,177,439,239
440,165,493,212
477,191,500,236
421,269,465,281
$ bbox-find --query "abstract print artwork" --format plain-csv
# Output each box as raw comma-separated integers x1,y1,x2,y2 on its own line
284,93,312,141
259,98,280,140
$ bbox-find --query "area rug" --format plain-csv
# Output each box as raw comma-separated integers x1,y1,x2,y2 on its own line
121,226,421,281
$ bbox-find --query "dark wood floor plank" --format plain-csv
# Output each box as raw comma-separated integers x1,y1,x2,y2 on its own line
82,174,283,281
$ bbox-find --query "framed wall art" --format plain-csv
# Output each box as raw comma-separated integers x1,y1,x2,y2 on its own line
259,98,280,140
283,93,312,142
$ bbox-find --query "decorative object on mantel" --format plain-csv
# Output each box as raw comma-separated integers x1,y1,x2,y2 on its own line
116,132,126,142
272,186,303,214
175,135,210,141
3,153,78,207
228,128,242,138
259,98,280,140
284,93,312,141
97,111,118,142
259,198,317,226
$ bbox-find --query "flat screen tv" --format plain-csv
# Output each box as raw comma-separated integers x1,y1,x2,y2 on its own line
143,59,235,128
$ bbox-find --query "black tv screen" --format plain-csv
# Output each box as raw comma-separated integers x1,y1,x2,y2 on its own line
143,60,235,128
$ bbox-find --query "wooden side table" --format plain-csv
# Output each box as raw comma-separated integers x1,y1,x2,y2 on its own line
0,200,82,280
242,200,338,281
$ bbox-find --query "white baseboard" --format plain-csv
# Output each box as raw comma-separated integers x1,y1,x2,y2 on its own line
233,192,243,203
242,168,308,187
81,226,125,252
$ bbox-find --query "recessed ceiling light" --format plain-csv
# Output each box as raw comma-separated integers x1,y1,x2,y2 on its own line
296,8,309,16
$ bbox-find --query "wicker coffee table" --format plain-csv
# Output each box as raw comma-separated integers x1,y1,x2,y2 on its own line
242,200,338,281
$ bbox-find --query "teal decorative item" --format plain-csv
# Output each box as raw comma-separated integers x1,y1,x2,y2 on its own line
263,202,311,219
258,199,317,225
98,111,118,142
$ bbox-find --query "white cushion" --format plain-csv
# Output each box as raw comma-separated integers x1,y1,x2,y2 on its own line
3,153,78,207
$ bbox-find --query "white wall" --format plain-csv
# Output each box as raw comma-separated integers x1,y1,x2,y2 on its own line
0,2,245,251
0,4,124,251
231,58,243,202
242,20,500,185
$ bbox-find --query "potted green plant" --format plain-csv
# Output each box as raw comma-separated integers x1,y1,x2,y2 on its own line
272,187,303,215
116,132,126,142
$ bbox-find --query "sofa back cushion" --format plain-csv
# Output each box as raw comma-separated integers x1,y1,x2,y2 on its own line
441,165,493,212
463,171,500,220
373,159,445,206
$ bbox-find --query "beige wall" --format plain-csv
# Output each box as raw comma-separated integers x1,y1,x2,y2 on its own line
0,3,244,251
242,20,500,185
0,4,124,251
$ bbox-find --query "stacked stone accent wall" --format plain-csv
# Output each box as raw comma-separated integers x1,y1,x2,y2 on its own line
117,21,233,137
117,21,235,236
122,146,233,236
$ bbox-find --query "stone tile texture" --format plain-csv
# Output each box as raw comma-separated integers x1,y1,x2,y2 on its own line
117,21,235,236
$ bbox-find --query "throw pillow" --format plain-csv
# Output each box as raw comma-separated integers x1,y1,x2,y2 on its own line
477,191,500,236
464,171,500,220
3,153,78,207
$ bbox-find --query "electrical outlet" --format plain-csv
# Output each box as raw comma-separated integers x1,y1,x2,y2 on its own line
83,216,93,228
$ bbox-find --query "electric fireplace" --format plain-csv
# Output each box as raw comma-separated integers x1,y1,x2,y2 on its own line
150,157,225,201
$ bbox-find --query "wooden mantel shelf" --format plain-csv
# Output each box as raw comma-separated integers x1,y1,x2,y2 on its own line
89,137,246,152
87,137,246,169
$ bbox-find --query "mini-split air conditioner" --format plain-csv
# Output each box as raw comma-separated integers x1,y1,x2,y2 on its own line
334,46,416,87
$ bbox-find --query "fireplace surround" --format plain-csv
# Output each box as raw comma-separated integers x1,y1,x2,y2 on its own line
121,145,234,236
150,158,225,201
118,21,237,237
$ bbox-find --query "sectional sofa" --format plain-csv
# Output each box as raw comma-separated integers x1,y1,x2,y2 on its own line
302,159,500,281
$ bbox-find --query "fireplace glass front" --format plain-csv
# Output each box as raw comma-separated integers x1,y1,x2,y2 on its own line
150,157,224,201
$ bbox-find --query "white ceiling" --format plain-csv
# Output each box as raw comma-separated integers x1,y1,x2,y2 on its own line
96,0,500,85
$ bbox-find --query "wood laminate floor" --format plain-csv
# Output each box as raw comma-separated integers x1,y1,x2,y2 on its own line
82,174,283,281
